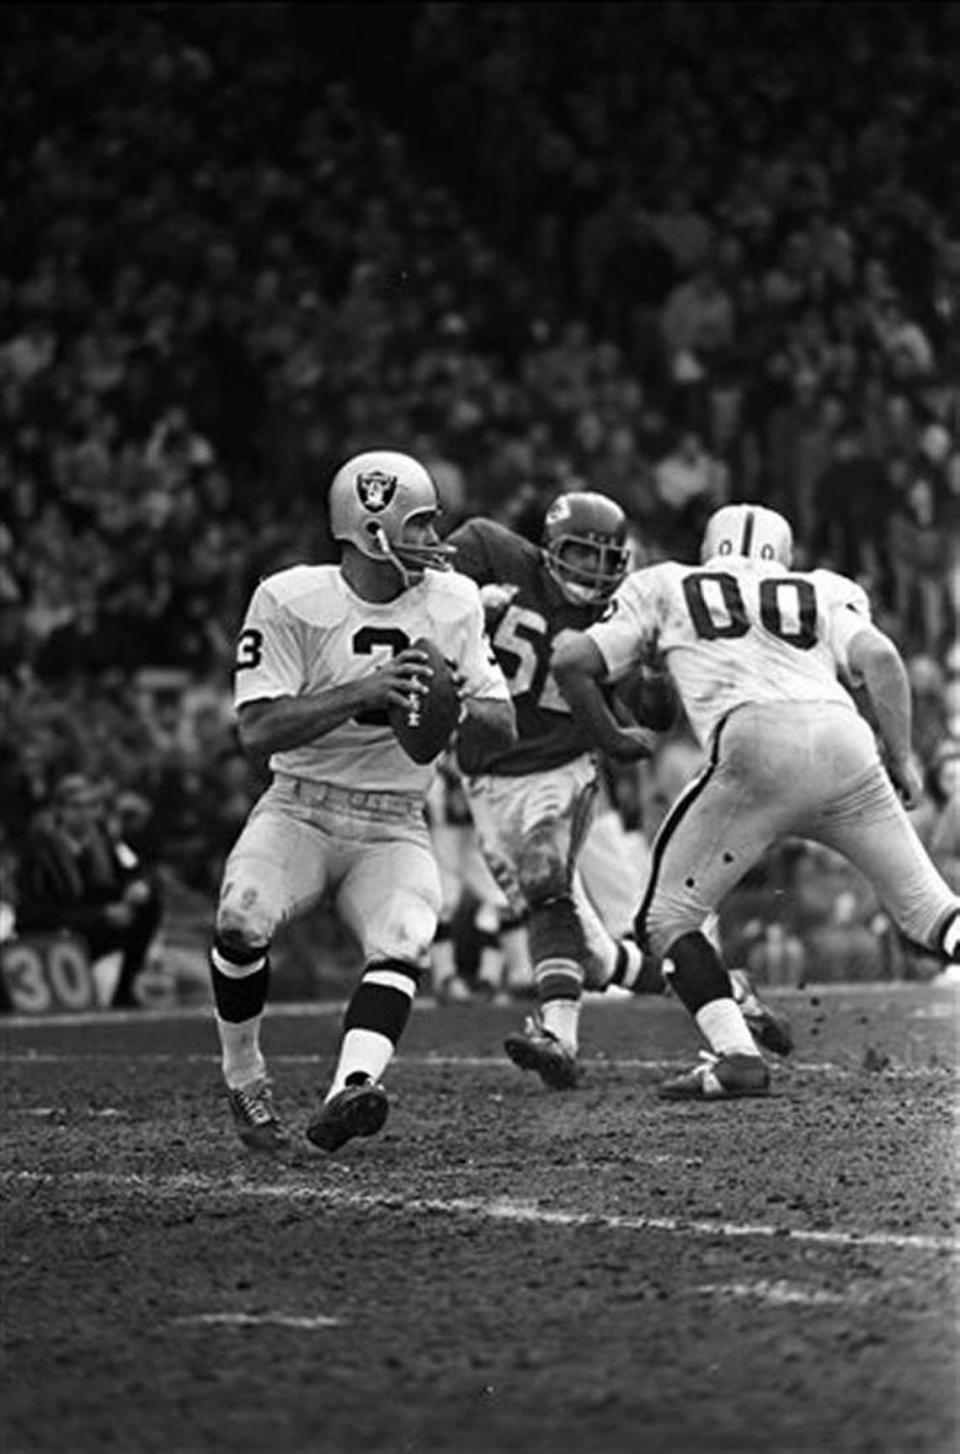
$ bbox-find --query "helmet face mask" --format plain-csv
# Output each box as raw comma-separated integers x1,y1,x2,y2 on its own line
542,492,630,606
329,451,455,584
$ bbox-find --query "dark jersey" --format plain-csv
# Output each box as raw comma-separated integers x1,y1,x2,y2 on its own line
447,518,603,775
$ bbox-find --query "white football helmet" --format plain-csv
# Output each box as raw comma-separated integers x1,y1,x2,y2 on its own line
328,449,454,583
700,504,793,567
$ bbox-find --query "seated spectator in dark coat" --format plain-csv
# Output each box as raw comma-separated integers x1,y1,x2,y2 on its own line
14,774,163,1008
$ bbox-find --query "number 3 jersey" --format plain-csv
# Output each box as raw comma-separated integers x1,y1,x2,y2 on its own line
446,517,605,775
587,554,872,752
233,564,509,791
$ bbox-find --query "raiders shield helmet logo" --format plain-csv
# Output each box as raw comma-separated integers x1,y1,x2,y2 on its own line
356,470,398,512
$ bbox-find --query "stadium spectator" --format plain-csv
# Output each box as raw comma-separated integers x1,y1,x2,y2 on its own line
14,773,164,1009
1,2,958,992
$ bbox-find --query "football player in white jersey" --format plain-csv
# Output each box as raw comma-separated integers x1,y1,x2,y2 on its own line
553,502,960,1100
211,450,515,1152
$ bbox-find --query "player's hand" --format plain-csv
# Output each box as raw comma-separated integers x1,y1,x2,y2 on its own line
444,657,469,725
601,724,658,762
888,755,923,810
369,648,435,712
104,902,134,929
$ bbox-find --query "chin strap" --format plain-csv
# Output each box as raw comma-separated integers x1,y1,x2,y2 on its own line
370,524,455,586
370,524,419,588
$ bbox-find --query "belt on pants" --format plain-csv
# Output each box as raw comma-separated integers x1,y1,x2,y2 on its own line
283,776,424,822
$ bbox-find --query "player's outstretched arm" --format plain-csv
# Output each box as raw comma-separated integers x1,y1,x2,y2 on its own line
236,649,438,759
552,631,656,762
847,625,923,809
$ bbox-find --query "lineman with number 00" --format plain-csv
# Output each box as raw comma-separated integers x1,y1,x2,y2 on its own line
553,502,960,1099
210,450,515,1153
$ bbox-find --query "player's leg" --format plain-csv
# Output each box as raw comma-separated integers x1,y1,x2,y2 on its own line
212,786,329,1150
306,826,440,1152
810,733,960,974
637,713,802,1098
466,765,592,1087
506,767,600,1086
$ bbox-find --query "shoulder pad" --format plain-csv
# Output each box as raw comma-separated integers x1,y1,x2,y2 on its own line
423,569,483,624
809,568,871,616
260,565,349,626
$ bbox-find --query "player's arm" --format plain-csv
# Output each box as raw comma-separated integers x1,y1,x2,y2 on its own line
233,579,444,759
551,630,656,761
845,622,922,808
236,656,432,759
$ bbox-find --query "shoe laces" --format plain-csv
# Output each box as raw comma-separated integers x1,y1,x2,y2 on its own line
522,1013,560,1043
233,1079,278,1125
689,1050,720,1083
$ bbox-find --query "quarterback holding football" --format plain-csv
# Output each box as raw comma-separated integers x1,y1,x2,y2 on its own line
209,450,515,1154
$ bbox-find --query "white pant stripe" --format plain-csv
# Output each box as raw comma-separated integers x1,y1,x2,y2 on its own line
211,947,265,979
363,968,417,997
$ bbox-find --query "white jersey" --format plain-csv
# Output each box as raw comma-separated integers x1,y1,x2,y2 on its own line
587,555,871,750
234,564,509,791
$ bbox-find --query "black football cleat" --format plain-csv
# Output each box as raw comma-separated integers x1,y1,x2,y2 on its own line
657,1051,771,1101
305,1080,389,1153
227,1078,290,1152
504,1016,580,1090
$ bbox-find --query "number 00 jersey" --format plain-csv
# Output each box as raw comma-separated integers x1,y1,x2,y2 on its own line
233,564,509,792
587,555,871,751
447,517,604,775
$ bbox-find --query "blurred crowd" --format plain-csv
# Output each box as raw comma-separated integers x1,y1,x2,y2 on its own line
1,3,958,978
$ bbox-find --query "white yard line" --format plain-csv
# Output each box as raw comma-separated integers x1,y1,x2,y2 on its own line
3,1049,952,1080
3,1168,955,1256
2,980,952,1032
174,1312,340,1331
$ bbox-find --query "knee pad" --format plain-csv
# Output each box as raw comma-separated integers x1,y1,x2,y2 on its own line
213,926,270,967
518,839,568,907
216,886,277,956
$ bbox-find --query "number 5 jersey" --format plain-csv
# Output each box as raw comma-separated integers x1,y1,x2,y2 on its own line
233,564,509,791
446,517,609,776
587,554,872,753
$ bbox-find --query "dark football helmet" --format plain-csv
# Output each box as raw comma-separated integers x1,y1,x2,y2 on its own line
328,450,455,584
542,492,630,606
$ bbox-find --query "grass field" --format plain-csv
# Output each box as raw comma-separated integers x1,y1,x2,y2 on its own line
2,982,958,1454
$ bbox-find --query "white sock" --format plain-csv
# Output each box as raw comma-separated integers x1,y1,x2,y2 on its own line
216,1013,267,1089
327,1028,394,1099
614,939,644,988
541,998,581,1055
695,997,758,1058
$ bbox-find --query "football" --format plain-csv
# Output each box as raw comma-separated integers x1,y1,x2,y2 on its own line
388,637,462,764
